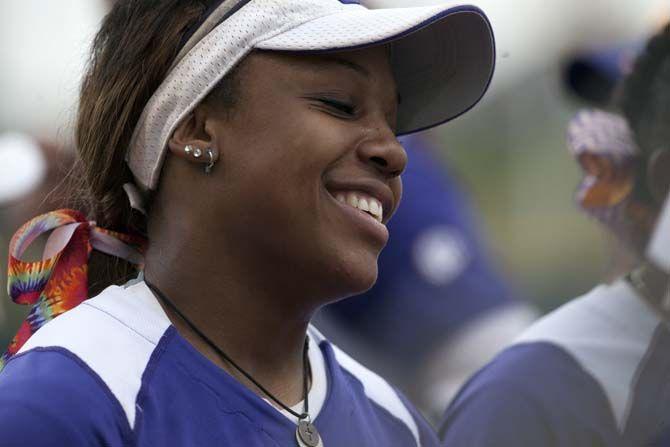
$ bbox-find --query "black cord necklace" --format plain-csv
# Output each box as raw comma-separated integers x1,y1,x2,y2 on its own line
145,280,323,447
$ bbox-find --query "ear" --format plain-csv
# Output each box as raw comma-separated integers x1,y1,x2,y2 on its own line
648,149,670,206
167,106,220,166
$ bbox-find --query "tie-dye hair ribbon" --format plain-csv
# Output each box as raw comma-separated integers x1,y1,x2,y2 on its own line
1,209,145,369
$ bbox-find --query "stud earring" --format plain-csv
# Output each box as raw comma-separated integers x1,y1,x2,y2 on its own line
185,145,194,156
205,149,216,174
193,147,203,158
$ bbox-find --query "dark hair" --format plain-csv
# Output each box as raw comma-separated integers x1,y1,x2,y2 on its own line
69,0,241,295
620,23,670,204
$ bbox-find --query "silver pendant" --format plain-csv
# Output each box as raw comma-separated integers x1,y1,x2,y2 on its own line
296,420,323,447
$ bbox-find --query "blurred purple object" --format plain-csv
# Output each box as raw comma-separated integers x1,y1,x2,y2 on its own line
563,41,644,106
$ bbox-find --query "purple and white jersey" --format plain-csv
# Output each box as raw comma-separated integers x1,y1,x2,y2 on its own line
0,280,439,447
439,279,670,447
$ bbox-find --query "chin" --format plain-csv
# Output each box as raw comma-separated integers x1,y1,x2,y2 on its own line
330,250,380,299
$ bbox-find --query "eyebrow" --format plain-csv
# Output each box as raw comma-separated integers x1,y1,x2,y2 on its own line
317,56,402,105
323,56,371,78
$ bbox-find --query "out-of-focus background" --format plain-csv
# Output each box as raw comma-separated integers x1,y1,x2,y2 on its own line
0,0,666,392
369,0,667,309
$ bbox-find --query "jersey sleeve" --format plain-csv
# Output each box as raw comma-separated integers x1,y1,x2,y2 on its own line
0,348,133,447
439,342,622,447
440,380,559,446
396,389,441,447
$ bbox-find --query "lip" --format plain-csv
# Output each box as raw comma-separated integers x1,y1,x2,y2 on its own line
324,188,390,246
324,178,396,224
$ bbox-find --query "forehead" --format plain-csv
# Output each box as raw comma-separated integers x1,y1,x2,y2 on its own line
249,47,396,90
240,48,400,107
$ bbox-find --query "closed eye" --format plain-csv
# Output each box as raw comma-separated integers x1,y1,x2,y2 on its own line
317,98,356,117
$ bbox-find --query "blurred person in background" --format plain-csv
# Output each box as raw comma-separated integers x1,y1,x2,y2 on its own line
561,38,648,282
318,133,537,421
440,23,670,447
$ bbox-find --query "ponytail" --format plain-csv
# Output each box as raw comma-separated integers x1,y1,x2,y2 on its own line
69,0,216,294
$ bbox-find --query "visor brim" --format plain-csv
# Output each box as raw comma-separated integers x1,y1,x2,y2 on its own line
257,3,495,135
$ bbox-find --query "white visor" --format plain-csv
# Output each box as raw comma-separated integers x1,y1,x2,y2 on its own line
127,0,495,192
648,192,670,272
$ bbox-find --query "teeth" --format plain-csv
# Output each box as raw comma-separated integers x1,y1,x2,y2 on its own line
370,200,380,217
335,191,384,223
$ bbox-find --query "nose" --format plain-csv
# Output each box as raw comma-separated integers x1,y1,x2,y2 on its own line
357,129,407,178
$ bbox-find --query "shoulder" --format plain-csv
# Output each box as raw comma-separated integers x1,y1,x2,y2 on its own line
440,279,670,447
515,280,658,346
14,280,172,431
515,279,670,435
0,347,132,446
440,341,621,447
19,280,170,353
309,327,439,447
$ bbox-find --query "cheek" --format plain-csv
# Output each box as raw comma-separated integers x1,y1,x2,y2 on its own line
388,177,403,218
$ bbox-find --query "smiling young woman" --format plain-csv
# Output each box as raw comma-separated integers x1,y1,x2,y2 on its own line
0,1,494,446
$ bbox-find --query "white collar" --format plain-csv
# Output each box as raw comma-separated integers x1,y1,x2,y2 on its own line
130,277,330,424
265,327,328,424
